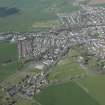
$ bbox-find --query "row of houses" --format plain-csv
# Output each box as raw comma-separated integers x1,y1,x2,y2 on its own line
58,5,105,28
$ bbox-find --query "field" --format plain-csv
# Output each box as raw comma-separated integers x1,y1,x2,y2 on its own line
0,62,17,81
0,42,18,80
0,0,79,32
16,98,38,105
36,81,99,105
0,42,18,63
78,75,105,105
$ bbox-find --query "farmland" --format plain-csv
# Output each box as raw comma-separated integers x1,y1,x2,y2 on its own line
0,62,17,81
36,81,99,105
78,75,105,105
0,0,79,32
0,42,18,80
0,42,18,63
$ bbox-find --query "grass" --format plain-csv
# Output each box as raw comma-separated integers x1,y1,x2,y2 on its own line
48,49,86,81
58,3,80,13
0,62,17,81
36,81,100,105
16,97,38,105
0,42,18,63
0,42,18,80
16,100,36,105
78,75,105,105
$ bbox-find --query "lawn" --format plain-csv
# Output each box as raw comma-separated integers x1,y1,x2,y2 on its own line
36,81,100,105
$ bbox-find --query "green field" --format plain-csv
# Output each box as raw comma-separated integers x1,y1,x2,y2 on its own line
0,0,79,32
36,81,99,105
78,75,105,105
0,42,18,80
0,62,17,81
0,42,18,63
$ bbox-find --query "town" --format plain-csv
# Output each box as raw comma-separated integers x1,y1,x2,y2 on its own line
1,5,105,102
